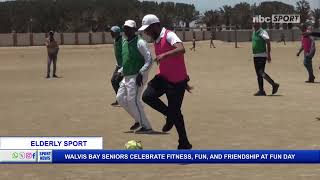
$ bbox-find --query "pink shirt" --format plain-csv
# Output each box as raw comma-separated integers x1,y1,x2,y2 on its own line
301,36,312,54
154,30,188,83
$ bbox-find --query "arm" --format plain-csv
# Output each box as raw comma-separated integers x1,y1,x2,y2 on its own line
311,32,320,37
308,39,316,57
155,43,185,63
297,44,303,56
266,39,271,62
45,38,49,47
155,31,185,63
137,39,153,74
260,30,271,62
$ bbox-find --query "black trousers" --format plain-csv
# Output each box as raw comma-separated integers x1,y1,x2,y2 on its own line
254,57,275,91
142,75,190,144
111,66,123,95
47,55,57,76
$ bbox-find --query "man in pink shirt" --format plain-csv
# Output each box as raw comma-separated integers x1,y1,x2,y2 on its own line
139,14,192,149
297,24,316,83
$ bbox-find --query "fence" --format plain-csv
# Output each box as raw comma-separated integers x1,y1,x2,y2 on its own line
0,28,305,47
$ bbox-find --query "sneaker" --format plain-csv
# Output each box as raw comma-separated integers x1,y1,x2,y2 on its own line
130,123,140,131
162,118,175,132
254,91,266,96
134,127,153,134
178,143,193,150
111,101,120,107
272,83,280,95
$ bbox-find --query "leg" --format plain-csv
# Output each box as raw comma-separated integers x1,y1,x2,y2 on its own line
116,78,137,123
166,82,191,149
142,75,167,116
52,55,57,77
111,66,121,94
126,75,152,130
304,56,315,81
254,57,265,92
47,56,52,77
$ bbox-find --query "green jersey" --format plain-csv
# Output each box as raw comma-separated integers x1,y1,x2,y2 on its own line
122,36,145,76
252,29,268,56
114,36,123,67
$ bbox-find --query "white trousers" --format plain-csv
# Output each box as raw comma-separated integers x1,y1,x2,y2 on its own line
116,74,152,129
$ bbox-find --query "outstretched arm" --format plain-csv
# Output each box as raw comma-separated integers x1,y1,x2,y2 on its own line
154,42,185,63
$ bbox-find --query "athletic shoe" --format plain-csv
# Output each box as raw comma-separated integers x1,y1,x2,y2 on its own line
254,91,266,96
272,83,280,95
130,122,140,131
178,143,193,150
134,127,153,134
162,118,174,132
111,101,120,107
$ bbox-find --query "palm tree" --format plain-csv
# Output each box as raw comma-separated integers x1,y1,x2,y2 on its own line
313,9,320,29
220,5,232,30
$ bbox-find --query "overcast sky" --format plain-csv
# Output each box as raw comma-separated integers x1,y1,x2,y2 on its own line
142,0,320,12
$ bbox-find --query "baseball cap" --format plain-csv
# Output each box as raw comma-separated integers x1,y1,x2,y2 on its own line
110,26,121,33
138,14,160,31
124,20,136,28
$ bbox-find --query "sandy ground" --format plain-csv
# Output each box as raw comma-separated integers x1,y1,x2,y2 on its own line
1,41,320,179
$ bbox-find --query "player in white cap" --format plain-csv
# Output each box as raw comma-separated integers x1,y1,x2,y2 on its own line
139,14,193,149
116,20,153,134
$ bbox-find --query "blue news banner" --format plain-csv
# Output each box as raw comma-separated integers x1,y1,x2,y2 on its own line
42,150,320,164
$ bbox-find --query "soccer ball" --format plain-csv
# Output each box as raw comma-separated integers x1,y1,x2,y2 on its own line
125,140,143,150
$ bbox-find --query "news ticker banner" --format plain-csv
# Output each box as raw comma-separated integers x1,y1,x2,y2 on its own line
1,150,320,164
0,137,103,150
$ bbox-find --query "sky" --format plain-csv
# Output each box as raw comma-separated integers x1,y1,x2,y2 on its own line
142,0,320,12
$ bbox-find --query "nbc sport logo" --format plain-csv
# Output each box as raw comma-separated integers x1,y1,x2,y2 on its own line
253,14,300,24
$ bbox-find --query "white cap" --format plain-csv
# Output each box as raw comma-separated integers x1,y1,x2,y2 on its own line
138,14,160,31
124,20,136,28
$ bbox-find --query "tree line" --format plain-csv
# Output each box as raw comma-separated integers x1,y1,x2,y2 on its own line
0,0,319,33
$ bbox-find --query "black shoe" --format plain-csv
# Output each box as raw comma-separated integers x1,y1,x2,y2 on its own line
272,83,280,95
53,75,59,78
254,91,266,96
130,123,140,131
162,118,175,132
111,101,120,107
305,79,315,83
135,127,153,134
178,143,193,150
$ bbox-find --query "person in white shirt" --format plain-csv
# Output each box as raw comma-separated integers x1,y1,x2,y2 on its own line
116,20,153,134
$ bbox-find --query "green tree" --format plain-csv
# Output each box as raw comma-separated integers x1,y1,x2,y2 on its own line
313,9,320,29
296,0,311,24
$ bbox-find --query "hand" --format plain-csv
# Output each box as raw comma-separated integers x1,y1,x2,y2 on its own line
267,54,271,63
154,54,166,65
115,72,123,81
136,73,143,87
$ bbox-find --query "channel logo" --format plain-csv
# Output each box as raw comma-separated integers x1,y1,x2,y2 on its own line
12,151,36,160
